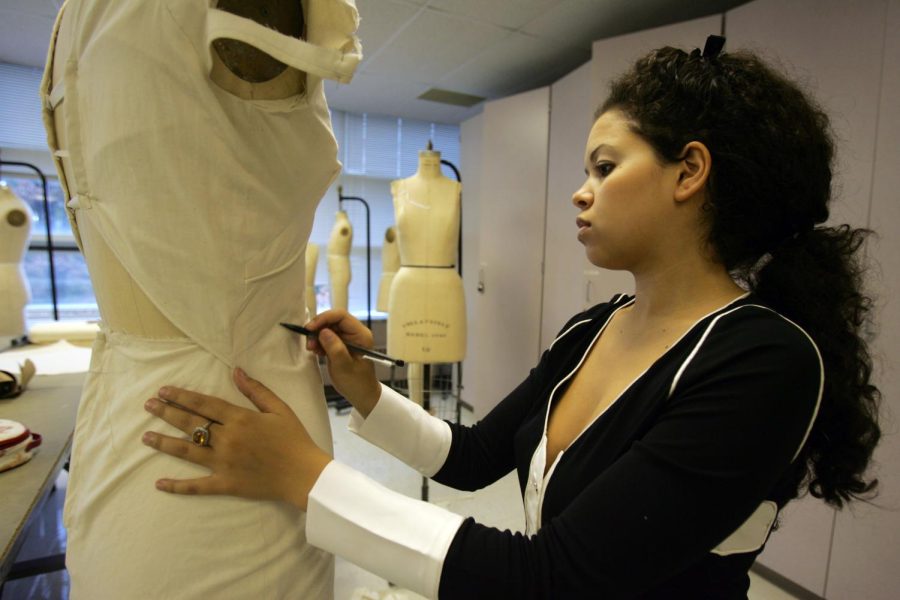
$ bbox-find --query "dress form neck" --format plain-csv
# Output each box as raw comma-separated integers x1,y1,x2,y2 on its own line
415,151,442,179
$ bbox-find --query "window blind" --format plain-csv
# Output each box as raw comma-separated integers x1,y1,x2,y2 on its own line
0,63,47,150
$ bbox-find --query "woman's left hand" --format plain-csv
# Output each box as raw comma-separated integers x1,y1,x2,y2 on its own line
141,367,331,511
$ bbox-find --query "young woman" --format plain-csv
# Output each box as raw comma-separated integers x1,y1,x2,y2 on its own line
141,39,881,598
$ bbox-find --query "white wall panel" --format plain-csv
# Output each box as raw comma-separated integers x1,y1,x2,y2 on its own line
459,112,484,413
760,495,836,597
726,0,884,232
466,88,550,418
726,0,891,596
540,61,593,350
827,0,900,597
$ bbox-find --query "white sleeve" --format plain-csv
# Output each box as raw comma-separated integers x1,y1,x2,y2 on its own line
307,460,465,600
348,383,452,477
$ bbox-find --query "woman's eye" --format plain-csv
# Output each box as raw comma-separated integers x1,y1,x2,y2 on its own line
596,162,615,177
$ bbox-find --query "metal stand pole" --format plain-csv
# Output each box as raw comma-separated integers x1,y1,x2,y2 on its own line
440,159,469,419
421,363,432,502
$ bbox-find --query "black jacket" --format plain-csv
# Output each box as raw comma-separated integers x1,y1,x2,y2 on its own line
435,294,822,599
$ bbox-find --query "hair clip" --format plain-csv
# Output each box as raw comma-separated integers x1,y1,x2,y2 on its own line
702,35,726,59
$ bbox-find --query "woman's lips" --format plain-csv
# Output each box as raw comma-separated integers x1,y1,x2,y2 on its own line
576,217,590,240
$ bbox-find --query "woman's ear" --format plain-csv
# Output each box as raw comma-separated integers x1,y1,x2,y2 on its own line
674,141,712,203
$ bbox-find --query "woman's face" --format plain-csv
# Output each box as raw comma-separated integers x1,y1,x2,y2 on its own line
573,109,683,271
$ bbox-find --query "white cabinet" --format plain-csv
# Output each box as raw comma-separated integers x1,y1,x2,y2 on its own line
461,87,550,418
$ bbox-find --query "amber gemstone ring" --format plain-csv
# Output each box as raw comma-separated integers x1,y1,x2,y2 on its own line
192,421,214,447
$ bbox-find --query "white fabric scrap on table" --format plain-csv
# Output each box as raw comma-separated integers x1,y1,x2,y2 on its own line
0,340,92,375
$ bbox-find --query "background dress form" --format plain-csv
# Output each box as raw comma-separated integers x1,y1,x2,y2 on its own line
376,226,399,312
306,242,319,319
0,184,32,337
40,1,360,597
387,150,466,363
327,209,352,310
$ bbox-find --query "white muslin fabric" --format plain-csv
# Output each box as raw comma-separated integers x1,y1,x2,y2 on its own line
40,1,360,598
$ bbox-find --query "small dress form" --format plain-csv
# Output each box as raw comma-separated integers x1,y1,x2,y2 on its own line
0,184,33,338
305,242,319,319
387,149,466,363
327,209,352,311
40,1,360,598
376,226,399,313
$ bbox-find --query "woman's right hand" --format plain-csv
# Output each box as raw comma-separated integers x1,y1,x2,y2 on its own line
305,309,382,417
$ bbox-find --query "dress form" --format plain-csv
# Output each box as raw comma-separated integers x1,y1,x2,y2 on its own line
376,226,399,313
387,148,466,363
41,0,361,596
305,243,319,319
327,209,352,311
0,184,33,337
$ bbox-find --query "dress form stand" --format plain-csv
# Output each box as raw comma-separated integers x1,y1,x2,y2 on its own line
327,208,352,311
337,187,372,328
0,183,34,341
0,161,57,322
388,143,465,502
305,243,319,319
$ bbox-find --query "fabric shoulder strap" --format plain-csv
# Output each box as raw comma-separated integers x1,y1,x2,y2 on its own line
206,7,361,84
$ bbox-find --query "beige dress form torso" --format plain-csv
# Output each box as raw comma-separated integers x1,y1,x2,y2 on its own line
327,209,352,310
0,184,33,337
387,150,466,363
40,1,360,597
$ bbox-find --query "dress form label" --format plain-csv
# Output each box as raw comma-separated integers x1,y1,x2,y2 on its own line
401,319,451,352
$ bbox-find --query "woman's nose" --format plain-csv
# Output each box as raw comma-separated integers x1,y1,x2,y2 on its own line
572,188,592,209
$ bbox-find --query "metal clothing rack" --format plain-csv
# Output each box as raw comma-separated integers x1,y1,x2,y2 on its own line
0,160,59,321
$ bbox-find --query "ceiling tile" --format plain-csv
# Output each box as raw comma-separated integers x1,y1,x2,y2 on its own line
426,0,568,30
325,72,480,124
521,0,743,49
355,0,423,63
360,8,508,81
521,0,640,50
0,9,57,68
438,32,589,98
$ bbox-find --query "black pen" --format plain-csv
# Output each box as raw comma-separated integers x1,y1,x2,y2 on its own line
280,322,406,367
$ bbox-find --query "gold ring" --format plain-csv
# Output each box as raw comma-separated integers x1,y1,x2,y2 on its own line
191,420,214,447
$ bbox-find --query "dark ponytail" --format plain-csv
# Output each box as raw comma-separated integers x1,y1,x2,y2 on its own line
600,46,880,507
754,225,880,506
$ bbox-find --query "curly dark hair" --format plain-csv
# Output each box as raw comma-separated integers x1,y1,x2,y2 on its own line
598,45,881,508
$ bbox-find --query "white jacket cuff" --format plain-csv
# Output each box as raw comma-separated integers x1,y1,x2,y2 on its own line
349,383,452,477
307,460,465,599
